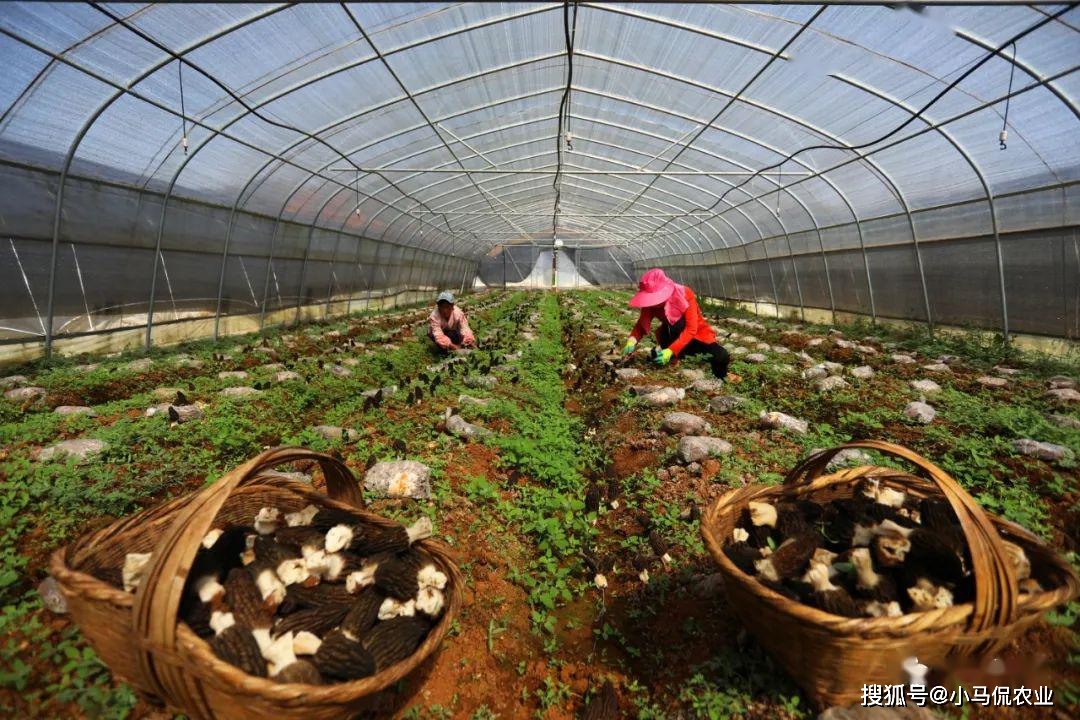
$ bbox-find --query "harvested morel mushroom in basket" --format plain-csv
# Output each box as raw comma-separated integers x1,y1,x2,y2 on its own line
112,506,446,684
723,478,1042,618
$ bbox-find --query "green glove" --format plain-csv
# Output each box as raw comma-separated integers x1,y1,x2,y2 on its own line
622,337,637,356
654,348,674,365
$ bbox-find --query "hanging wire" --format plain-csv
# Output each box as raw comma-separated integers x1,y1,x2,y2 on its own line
177,60,188,154
552,1,578,239
1000,42,1016,150
355,169,360,216
775,162,782,216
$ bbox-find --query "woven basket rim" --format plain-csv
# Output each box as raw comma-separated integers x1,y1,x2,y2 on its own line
50,466,463,706
701,466,1080,637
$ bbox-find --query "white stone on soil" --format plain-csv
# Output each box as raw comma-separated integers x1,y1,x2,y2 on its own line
218,370,249,380
615,368,643,381
758,411,808,435
807,338,825,347
910,379,941,394
39,438,107,463
904,401,936,424
220,387,262,398
676,436,733,463
273,371,303,384
1048,376,1076,390
976,376,1008,388
0,375,29,388
689,378,726,395
661,412,711,435
124,358,153,372
54,405,96,417
642,387,686,407
313,425,359,441
730,346,749,356
327,365,352,378
364,460,432,499
446,414,491,439
922,363,951,373
994,366,1021,376
802,366,828,381
850,366,875,380
4,386,45,403
1046,388,1080,403
815,376,849,392
679,368,705,381
744,353,768,364
464,375,497,390
1012,439,1073,463
891,354,916,364
710,395,747,413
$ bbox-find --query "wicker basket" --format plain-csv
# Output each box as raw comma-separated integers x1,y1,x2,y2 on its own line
49,447,462,720
701,440,1080,708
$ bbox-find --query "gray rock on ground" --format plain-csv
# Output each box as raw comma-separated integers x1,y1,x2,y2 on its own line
446,414,491,439
822,361,844,374
994,366,1022,376
1049,413,1080,430
710,395,748,413
643,387,686,407
273,370,304,384
849,366,874,380
1012,439,1074,463
730,346,749,356
218,370,249,380
795,351,815,367
39,438,107,463
810,447,873,470
340,358,361,367
4,386,45,403
910,379,941,394
890,353,916,364
758,411,808,435
1048,375,1076,390
464,375,497,390
362,385,398,398
124,358,153,372
661,412,711,435
54,405,97,417
38,577,68,614
327,364,352,378
1046,388,1080,403
976,375,1008,388
807,338,825,347
629,384,665,396
0,375,29,388
152,387,185,401
679,368,706,381
312,425,360,441
676,436,733,463
174,358,205,369
364,460,432,500
802,366,828,381
815,376,849,392
744,353,768,364
75,363,102,373
856,345,878,355
689,378,726,395
615,368,643,381
921,363,951,373
220,387,262,398
904,401,936,424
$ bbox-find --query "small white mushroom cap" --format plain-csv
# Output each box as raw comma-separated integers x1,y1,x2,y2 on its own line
593,573,608,590
345,564,378,593
324,525,353,553
284,505,319,527
416,564,447,591
209,610,235,635
416,586,445,617
254,507,282,535
292,631,322,656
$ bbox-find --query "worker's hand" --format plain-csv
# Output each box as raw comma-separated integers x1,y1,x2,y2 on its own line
622,337,637,356
654,348,674,366
449,343,461,351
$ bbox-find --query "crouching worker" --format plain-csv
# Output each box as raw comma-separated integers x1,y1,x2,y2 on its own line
428,291,476,352
622,268,739,382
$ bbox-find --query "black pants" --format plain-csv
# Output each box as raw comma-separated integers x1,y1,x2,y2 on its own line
657,318,730,379
428,327,463,350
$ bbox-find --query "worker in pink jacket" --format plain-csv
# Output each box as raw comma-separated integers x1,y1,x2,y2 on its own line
428,291,476,351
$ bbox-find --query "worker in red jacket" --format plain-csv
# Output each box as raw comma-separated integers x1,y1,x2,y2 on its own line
622,268,739,381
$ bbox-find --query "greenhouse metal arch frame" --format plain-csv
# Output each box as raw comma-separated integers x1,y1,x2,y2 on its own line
1,2,1078,358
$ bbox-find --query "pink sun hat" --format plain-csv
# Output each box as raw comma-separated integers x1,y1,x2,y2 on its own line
629,268,677,307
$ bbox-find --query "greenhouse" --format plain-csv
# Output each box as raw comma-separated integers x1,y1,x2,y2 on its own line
1,2,1078,719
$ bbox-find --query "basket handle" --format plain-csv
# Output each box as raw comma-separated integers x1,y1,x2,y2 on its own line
131,447,364,706
785,440,1019,640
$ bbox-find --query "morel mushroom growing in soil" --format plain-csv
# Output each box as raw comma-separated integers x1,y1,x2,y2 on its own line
96,507,448,686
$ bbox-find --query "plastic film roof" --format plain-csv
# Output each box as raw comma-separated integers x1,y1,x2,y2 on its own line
1,2,1077,262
